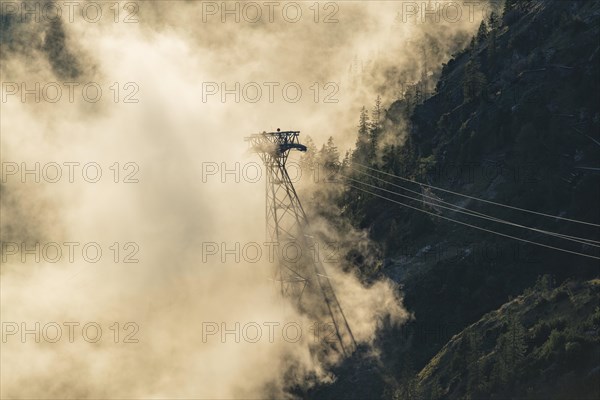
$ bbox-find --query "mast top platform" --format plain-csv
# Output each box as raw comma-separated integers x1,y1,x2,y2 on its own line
245,130,307,158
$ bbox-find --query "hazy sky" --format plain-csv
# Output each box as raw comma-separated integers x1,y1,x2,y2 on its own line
0,1,492,398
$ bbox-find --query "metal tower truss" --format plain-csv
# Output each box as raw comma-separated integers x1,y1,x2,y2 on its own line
246,130,356,356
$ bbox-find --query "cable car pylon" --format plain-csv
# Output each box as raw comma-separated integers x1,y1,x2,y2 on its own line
246,129,356,356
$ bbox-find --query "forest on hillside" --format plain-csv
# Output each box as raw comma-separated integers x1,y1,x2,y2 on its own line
300,1,600,398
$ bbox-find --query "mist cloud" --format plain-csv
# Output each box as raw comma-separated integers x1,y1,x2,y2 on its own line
1,1,491,398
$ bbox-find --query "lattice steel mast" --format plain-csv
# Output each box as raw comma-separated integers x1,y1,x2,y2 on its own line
246,130,356,355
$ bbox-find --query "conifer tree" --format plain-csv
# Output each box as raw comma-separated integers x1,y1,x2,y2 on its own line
463,55,487,103
466,331,484,397
353,106,371,166
371,95,383,128
494,315,526,386
488,12,499,66
488,11,500,30
300,135,318,181
476,20,488,44
358,106,369,138
505,316,527,369
324,136,340,168
369,96,383,163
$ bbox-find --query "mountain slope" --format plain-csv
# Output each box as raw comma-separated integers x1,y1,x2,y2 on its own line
333,0,600,398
